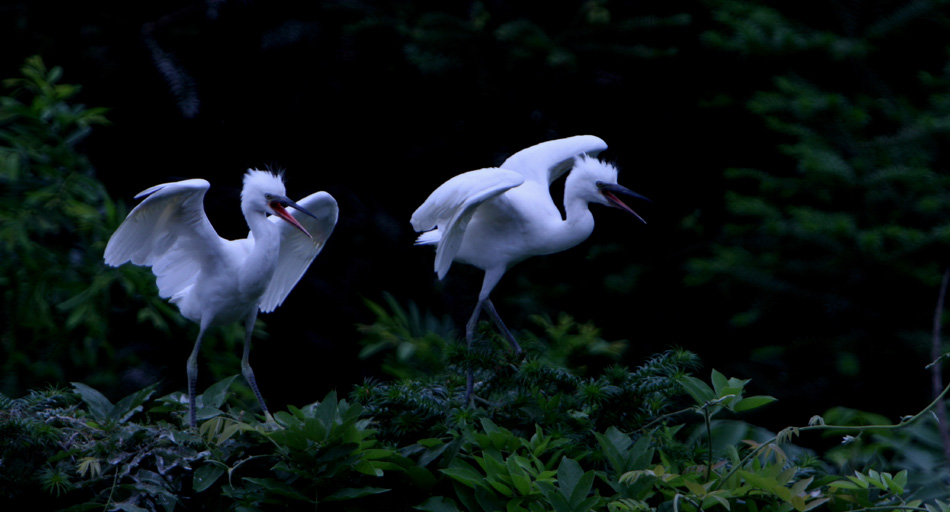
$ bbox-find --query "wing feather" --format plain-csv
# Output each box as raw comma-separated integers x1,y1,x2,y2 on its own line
500,135,608,185
257,191,338,313
410,168,524,279
104,179,226,302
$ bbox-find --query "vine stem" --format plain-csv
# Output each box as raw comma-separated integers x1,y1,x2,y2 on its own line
704,407,713,484
931,267,950,467
103,468,119,512
712,377,950,492
710,270,950,490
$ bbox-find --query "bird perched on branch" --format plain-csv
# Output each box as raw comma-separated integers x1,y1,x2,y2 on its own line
105,169,338,427
411,135,648,400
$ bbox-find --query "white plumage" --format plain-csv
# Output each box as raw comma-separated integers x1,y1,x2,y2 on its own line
411,135,647,400
105,169,338,427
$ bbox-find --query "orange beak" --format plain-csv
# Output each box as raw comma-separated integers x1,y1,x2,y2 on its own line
270,197,316,239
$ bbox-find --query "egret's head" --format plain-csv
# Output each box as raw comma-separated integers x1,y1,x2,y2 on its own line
569,155,649,223
243,169,287,209
242,168,317,238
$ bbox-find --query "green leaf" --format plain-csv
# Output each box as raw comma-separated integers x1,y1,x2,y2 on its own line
71,382,113,422
407,466,438,489
680,376,715,404
889,470,908,494
789,476,813,497
828,480,862,490
200,375,238,409
442,461,490,490
415,496,462,512
488,477,514,497
557,456,584,501
537,480,572,512
802,498,830,512
704,492,731,511
243,477,313,503
569,471,595,509
323,486,390,502
108,382,158,423
303,417,329,442
193,463,226,493
684,479,707,496
733,395,777,412
711,369,730,396
507,457,532,495
554,456,595,509
267,428,309,451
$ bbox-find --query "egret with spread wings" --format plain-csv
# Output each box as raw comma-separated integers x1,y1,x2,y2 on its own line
411,135,647,399
105,169,338,427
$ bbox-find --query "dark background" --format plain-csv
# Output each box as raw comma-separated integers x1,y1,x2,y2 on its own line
3,0,947,435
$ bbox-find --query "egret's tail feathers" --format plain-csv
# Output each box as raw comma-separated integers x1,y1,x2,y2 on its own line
415,229,441,246
411,168,524,280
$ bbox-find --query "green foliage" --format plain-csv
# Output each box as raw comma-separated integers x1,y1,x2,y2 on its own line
347,2,688,79
0,56,257,400
195,389,410,508
0,386,80,501
821,406,950,501
358,292,457,379
432,419,596,512
355,295,695,444
354,343,701,447
4,358,950,511
524,312,629,374
687,1,950,356
0,56,182,396
679,369,777,416
1,380,413,510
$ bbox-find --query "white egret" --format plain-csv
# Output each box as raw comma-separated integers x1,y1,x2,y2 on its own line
104,169,338,427
411,135,647,398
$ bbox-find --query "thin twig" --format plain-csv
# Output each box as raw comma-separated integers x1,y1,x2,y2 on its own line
712,378,950,491
932,267,950,467
704,408,713,483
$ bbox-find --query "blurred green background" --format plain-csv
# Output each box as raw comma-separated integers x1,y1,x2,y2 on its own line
2,0,949,434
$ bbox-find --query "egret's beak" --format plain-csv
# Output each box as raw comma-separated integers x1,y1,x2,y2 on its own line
597,182,649,224
270,197,317,239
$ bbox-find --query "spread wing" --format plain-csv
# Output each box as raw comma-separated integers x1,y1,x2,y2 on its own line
410,168,524,279
104,179,227,302
257,191,339,313
500,134,608,185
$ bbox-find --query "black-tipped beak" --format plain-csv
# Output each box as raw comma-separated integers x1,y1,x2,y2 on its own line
279,197,318,220
596,182,649,224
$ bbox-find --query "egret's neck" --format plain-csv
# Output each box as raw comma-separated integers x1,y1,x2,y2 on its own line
557,177,596,251
246,207,275,234
242,207,280,290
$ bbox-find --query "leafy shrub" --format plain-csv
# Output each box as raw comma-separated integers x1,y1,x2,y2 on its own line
0,56,183,396
4,357,948,511
5,294,947,510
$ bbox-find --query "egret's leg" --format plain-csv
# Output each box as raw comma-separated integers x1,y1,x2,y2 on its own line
482,299,522,355
463,268,511,402
241,310,272,422
463,301,484,402
187,326,208,428
465,301,484,348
